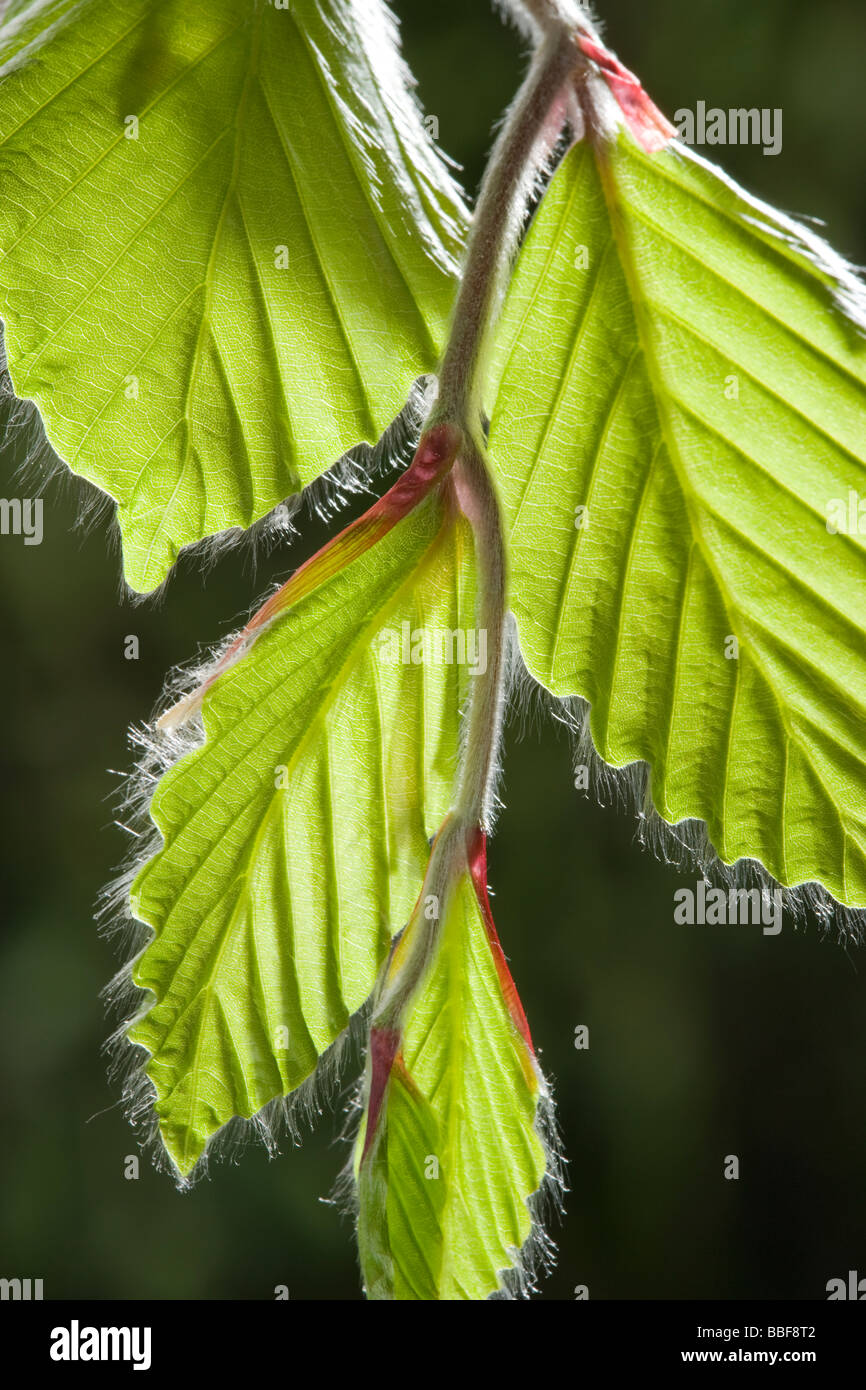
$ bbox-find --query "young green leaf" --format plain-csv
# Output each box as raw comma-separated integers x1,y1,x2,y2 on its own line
0,0,467,591
488,131,866,907
127,485,477,1178
356,827,549,1300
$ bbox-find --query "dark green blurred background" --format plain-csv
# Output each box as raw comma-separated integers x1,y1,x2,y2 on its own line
2,0,865,1301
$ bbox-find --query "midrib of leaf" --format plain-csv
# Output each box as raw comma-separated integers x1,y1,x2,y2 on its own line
292,18,442,367
719,615,742,859
152,9,264,577
657,540,695,815
594,147,862,876
321,731,349,1010
366,654,396,952
779,733,791,886
230,184,297,460
256,75,377,441
547,338,640,682
205,335,257,518
601,435,664,751
437,879,465,1294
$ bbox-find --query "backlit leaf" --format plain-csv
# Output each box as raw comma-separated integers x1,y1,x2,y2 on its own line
489,132,866,907
357,832,549,1299
0,0,467,590
129,491,477,1176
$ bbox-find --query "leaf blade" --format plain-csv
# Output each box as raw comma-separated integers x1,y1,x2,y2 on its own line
357,833,549,1300
128,491,477,1176
489,132,866,906
0,0,467,590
